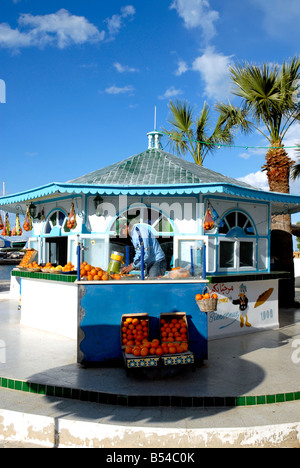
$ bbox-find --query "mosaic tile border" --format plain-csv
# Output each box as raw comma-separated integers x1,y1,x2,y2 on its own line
12,270,77,283
1,376,299,408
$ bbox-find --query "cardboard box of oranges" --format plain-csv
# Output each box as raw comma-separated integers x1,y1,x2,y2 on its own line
121,313,150,351
121,312,194,370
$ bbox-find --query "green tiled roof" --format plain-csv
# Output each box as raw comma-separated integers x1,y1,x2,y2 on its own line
68,148,256,189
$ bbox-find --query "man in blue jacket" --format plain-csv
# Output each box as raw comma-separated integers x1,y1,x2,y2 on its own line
119,219,167,278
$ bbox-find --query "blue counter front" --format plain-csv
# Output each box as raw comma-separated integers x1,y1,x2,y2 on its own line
77,280,208,367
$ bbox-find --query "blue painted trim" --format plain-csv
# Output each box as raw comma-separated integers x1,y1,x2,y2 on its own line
1,181,300,212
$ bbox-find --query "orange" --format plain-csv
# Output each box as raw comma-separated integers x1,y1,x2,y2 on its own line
132,318,139,325
168,346,176,354
156,347,163,356
90,269,97,276
141,347,148,356
195,294,202,301
102,273,109,281
125,346,133,354
133,348,140,356
93,275,100,281
181,342,188,351
203,293,210,299
84,264,92,272
149,347,156,355
171,318,178,324
151,339,160,348
87,275,93,281
212,293,218,299
141,320,147,327
142,340,151,348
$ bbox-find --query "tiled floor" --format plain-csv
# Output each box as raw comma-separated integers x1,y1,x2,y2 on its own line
0,292,299,407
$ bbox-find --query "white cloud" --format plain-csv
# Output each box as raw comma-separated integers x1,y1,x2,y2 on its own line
113,62,138,73
237,171,269,190
158,86,183,100
0,6,136,51
105,85,135,95
105,5,135,38
0,9,105,50
170,0,219,42
239,152,251,160
175,60,189,76
191,46,233,100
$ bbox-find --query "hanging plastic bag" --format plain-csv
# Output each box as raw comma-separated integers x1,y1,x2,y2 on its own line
0,213,4,230
67,202,77,230
12,214,22,236
23,206,33,232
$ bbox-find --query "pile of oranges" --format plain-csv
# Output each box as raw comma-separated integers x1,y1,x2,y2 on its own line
160,316,188,343
125,339,189,357
122,316,149,348
80,262,121,281
122,315,189,357
27,261,40,269
62,262,75,272
19,249,36,267
195,292,217,301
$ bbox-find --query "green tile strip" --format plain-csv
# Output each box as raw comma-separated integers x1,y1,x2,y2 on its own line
11,270,77,283
0,376,299,408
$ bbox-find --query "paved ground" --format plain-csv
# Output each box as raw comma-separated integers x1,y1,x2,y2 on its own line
0,287,299,448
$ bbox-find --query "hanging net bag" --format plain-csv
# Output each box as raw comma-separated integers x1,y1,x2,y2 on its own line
0,213,4,231
23,206,33,232
67,202,77,230
1,213,11,237
203,205,214,231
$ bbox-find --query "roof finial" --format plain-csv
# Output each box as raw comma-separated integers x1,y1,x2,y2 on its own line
147,106,163,149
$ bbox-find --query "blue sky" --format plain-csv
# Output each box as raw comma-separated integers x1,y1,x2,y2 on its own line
1,0,300,200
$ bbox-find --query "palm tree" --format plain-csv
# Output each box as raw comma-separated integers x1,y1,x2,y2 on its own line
164,100,235,166
218,59,300,195
218,57,300,306
291,147,300,180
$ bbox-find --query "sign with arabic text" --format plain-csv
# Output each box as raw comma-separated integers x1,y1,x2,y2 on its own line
208,279,278,339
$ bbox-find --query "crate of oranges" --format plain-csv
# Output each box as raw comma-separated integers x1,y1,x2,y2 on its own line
121,314,149,350
159,313,194,367
121,314,161,369
18,249,37,268
160,312,189,344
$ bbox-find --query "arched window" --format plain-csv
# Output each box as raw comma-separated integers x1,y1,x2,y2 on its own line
112,207,174,235
218,211,255,237
44,210,70,235
218,210,256,270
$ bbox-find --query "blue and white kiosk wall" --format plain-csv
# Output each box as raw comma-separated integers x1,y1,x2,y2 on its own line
1,133,300,366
